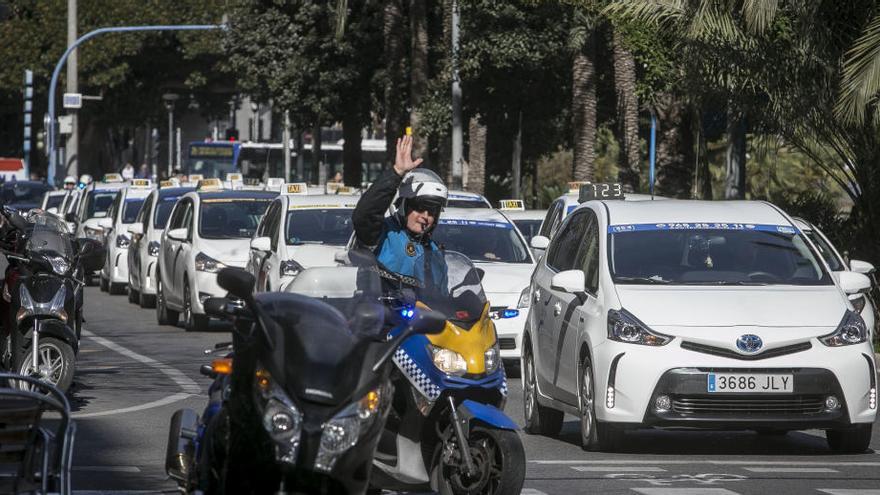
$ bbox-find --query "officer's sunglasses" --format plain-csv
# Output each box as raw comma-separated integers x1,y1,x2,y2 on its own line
407,199,441,216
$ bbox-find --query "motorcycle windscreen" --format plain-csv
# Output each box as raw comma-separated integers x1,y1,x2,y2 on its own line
413,250,488,327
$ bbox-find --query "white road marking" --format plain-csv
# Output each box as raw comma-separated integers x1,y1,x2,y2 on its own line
818,490,880,495
533,460,880,467
72,329,200,418
72,466,141,473
632,489,742,495
573,466,666,472
520,490,549,495
743,467,838,473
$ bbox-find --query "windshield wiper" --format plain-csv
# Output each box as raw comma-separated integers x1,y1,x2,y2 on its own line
614,276,671,284
684,280,770,286
289,240,325,246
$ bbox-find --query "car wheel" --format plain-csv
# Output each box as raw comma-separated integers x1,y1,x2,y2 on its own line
826,424,872,453
522,345,563,436
139,291,156,309
184,280,209,332
128,283,139,304
156,276,179,326
99,276,108,292
579,354,624,452
109,281,125,295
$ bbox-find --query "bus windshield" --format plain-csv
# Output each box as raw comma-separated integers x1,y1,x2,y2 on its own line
186,142,237,178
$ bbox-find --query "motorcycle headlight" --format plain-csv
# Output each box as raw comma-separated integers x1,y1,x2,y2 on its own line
315,386,385,473
195,252,227,273
819,310,867,347
254,368,303,465
148,241,160,257
83,226,103,240
46,255,70,275
607,309,672,346
517,286,530,309
485,343,500,373
116,234,131,249
429,345,468,376
280,259,304,278
16,284,66,323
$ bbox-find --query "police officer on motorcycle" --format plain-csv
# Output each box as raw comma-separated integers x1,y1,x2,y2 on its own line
353,134,448,290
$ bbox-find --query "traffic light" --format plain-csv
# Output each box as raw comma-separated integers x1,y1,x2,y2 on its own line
23,70,32,169
36,131,44,151
225,128,239,141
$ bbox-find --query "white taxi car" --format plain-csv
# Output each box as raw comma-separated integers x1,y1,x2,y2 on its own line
498,199,546,246
431,207,536,371
247,183,359,292
156,180,276,331
72,174,128,242
41,190,68,214
98,179,153,294
522,189,876,453
794,217,877,338
126,181,196,307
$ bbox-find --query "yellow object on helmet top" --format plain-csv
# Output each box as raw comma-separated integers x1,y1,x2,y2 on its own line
405,127,412,136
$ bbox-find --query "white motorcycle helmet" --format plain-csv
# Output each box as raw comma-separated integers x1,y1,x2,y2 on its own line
63,175,76,187
79,174,93,186
391,169,448,233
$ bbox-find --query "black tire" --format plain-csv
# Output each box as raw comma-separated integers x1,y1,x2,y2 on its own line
156,276,179,326
139,291,156,309
18,337,75,393
432,426,525,495
127,286,138,303
522,345,563,436
99,275,109,292
579,354,624,452
826,424,873,453
184,280,209,332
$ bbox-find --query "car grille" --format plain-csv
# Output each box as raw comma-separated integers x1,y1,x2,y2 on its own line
671,395,826,415
680,340,812,361
499,338,516,350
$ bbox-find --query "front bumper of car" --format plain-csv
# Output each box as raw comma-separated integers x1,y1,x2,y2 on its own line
494,307,529,362
192,261,246,315
109,246,129,284
593,338,877,428
140,260,158,295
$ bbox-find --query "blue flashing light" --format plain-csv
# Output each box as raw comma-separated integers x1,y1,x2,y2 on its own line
501,309,519,319
400,308,415,320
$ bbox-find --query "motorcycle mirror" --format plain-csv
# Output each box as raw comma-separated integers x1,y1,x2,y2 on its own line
6,209,28,231
204,297,229,319
411,310,447,335
475,268,485,282
217,268,255,299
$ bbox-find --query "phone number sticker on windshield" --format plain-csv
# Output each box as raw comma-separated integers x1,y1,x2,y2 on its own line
707,373,793,393
439,219,513,229
608,223,800,234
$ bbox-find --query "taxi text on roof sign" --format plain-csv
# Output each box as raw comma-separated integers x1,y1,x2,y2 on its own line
282,183,309,195
225,173,243,182
325,181,343,194
129,178,152,188
568,180,590,193
103,173,124,183
197,178,224,191
266,177,285,190
188,174,204,182
160,178,181,188
498,199,525,211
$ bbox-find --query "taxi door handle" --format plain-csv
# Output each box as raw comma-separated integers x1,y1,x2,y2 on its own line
554,302,562,316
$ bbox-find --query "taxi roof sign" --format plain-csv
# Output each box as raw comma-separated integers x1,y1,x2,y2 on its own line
160,179,181,188
129,178,152,188
325,181,343,194
498,199,525,211
282,182,309,195
188,174,204,182
103,173,124,183
568,181,591,193
197,178,224,191
225,173,243,182
266,177,284,190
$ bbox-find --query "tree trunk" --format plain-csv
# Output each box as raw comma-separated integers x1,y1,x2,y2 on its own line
383,0,406,167
512,112,522,199
313,123,325,185
724,106,747,199
409,0,429,162
697,112,713,199
467,115,486,195
654,94,695,198
342,111,363,187
613,30,640,192
571,30,597,182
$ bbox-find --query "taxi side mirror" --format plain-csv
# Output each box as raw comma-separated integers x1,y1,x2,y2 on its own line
250,236,271,252
551,269,586,297
167,228,188,242
850,259,875,275
837,271,871,295
531,235,550,250
128,224,144,236
98,217,113,230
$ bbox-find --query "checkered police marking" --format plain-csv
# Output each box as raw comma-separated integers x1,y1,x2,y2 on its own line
393,348,441,400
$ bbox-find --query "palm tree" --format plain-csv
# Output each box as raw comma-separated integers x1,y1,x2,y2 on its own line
612,29,641,191
836,13,880,125
467,115,487,194
410,0,429,161
570,9,599,182
383,0,406,167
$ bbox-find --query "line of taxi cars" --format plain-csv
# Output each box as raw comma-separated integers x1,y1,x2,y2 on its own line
46,173,879,454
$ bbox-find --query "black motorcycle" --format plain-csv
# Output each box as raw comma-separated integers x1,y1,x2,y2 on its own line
0,208,104,392
166,260,445,494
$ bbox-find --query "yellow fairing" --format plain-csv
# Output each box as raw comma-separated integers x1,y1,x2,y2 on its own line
425,302,497,375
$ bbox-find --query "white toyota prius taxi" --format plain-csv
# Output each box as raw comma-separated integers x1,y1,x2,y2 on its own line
522,185,877,453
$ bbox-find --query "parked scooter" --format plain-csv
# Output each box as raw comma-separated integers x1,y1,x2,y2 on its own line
0,208,104,392
369,250,526,494
165,257,446,494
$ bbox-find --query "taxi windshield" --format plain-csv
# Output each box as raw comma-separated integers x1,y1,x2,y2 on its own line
45,194,65,210
285,208,354,246
85,190,117,218
433,219,531,263
122,199,145,223
609,224,832,286
199,199,271,239
446,199,489,208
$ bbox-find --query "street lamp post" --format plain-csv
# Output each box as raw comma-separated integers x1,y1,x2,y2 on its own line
47,24,226,184
163,93,179,178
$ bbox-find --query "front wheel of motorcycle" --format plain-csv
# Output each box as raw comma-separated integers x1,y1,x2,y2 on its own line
431,426,525,495
18,337,75,393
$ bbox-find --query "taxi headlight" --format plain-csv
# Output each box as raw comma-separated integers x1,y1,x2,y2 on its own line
280,259,304,277
116,234,131,249
517,286,530,309
83,226,103,240
195,252,227,273
429,345,468,376
485,343,500,373
607,309,672,346
148,241,160,257
819,311,867,346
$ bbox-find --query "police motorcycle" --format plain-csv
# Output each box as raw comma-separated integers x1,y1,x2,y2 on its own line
369,249,526,495
165,252,447,494
0,207,104,392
